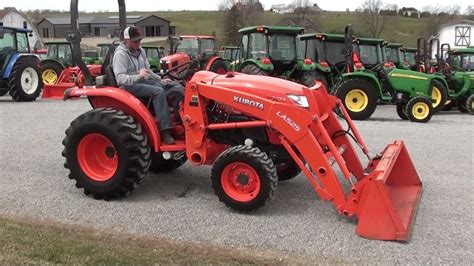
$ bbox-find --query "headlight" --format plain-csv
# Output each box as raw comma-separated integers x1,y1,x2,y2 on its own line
287,94,309,108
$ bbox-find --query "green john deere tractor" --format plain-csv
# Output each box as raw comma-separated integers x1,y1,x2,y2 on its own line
233,26,317,87
332,25,447,122
437,43,474,113
416,38,474,113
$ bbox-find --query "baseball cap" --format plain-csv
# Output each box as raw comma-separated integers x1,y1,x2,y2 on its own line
123,26,143,42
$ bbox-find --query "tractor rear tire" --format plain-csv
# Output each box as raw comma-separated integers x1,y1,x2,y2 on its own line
209,60,228,74
276,160,301,181
335,78,378,120
62,108,151,200
8,56,42,102
456,96,469,113
396,103,408,120
211,145,278,212
149,152,187,173
41,60,64,85
431,80,448,113
241,64,269,76
406,97,433,123
466,94,474,115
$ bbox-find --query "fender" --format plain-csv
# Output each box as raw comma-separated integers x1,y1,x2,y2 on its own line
64,87,161,151
204,56,223,71
239,58,274,72
2,53,40,79
296,59,317,72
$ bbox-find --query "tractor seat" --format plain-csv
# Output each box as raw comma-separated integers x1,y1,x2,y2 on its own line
105,65,118,87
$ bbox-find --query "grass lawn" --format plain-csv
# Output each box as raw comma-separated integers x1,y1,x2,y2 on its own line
0,215,312,264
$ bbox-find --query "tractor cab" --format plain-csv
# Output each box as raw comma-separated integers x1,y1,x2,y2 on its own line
353,37,389,69
142,45,164,72
401,47,417,71
160,35,227,79
221,46,239,61
385,43,412,69
237,26,305,76
448,48,474,72
44,42,75,67
0,26,31,72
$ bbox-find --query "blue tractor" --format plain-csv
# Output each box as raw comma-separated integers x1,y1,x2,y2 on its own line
0,25,42,101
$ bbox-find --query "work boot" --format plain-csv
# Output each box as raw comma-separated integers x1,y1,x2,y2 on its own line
161,130,176,145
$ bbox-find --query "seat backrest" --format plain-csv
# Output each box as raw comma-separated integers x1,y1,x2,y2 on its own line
105,65,118,87
101,43,117,75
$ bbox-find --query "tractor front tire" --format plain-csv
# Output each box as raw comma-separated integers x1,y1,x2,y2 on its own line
8,56,42,102
62,108,151,200
466,94,474,115
211,145,278,212
209,60,228,74
41,61,64,85
431,80,448,113
406,97,433,123
396,103,408,120
335,78,378,120
241,64,269,76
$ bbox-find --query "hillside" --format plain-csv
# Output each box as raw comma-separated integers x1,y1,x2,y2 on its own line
31,10,464,48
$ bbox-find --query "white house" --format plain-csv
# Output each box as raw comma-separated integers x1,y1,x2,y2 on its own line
437,20,473,49
0,7,42,50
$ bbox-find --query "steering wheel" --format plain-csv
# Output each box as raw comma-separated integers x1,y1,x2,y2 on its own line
160,60,194,81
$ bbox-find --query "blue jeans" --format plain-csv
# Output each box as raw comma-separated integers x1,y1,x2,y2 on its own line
123,79,183,132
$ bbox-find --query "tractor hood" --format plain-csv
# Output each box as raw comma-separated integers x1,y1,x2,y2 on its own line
192,71,317,101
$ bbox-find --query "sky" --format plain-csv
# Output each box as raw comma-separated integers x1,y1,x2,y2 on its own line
0,0,472,13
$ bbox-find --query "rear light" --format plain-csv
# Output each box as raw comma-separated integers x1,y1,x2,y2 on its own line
257,27,265,32
320,61,329,67
354,62,364,69
384,62,394,68
304,59,313,65
261,58,272,65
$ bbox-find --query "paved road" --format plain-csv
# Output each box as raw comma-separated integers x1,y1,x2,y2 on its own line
0,96,473,263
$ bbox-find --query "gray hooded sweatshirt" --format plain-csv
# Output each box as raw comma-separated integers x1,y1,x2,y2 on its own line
112,42,161,86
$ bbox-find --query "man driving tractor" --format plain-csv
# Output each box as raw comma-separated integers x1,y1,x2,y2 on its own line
113,26,182,144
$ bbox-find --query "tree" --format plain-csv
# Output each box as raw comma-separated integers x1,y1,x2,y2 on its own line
282,0,321,31
217,0,237,11
223,5,243,45
359,0,386,38
466,5,474,20
421,5,459,39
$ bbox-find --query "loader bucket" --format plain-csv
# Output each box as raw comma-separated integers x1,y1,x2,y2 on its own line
42,83,75,99
356,141,422,241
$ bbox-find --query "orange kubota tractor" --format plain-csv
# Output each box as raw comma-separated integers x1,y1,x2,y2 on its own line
62,0,422,242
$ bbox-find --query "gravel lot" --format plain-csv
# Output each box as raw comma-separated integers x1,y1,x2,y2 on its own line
0,96,473,264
